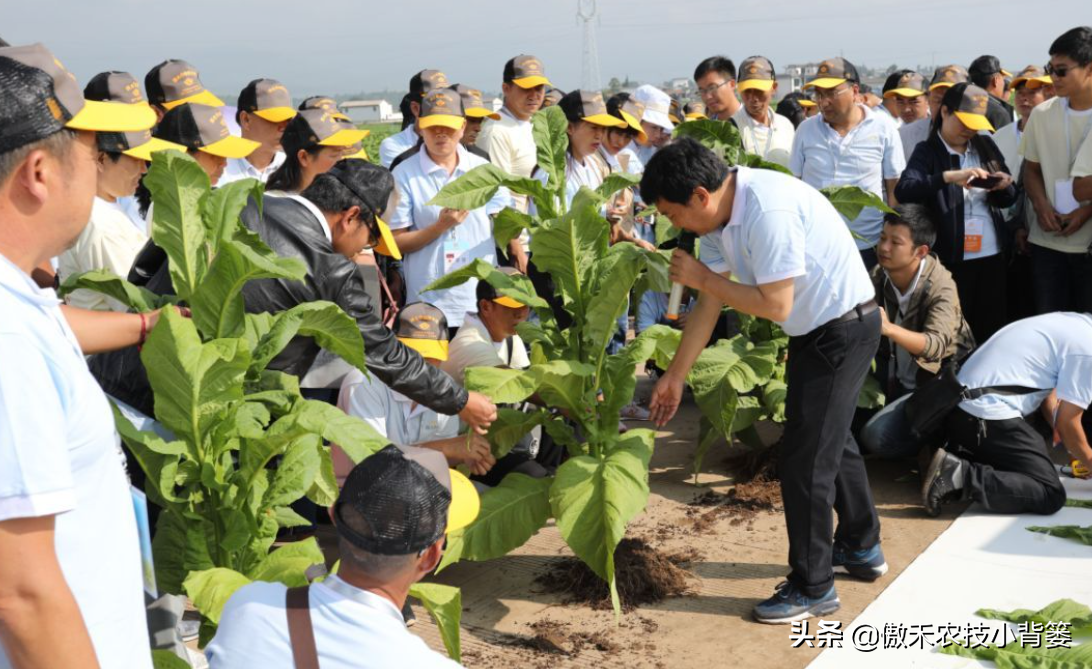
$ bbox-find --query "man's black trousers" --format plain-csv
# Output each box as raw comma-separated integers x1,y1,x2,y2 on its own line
780,307,882,598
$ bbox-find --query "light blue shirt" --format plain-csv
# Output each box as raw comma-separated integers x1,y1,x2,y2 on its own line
790,104,906,249
379,124,420,168
390,145,510,326
958,312,1092,421
698,167,874,336
0,253,150,669
207,578,460,669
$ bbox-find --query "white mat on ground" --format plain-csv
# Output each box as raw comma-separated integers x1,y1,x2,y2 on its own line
809,472,1092,667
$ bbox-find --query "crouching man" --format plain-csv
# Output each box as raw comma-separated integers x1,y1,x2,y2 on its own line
206,445,478,668
923,312,1092,516
859,204,975,458
334,303,496,481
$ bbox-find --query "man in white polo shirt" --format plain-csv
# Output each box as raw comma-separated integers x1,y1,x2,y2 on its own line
380,69,449,168
922,312,1091,517
207,444,478,668
391,88,510,331
476,55,550,272
791,57,905,269
0,43,156,669
642,138,883,624
732,55,795,168
219,78,297,186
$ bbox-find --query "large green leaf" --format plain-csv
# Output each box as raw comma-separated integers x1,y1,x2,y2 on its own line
738,152,794,175
692,415,724,477
486,407,551,459
1066,498,1092,509
189,232,307,339
58,270,165,312
289,399,390,464
144,150,211,300
1026,524,1092,546
551,430,653,615
654,215,681,247
975,599,1092,633
111,403,184,507
687,336,778,396
599,326,681,431
203,177,263,248
694,379,740,441
427,163,509,210
420,258,548,310
263,434,322,509
437,473,552,572
763,379,788,423
493,207,537,255
407,582,463,663
594,172,641,201
532,105,570,200
183,567,252,625
527,189,609,322
464,366,542,404
583,243,651,354
820,185,897,221
250,301,366,374
246,537,325,586
673,118,742,151
141,308,251,448
150,508,190,595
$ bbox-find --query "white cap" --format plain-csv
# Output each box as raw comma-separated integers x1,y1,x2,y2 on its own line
632,85,674,133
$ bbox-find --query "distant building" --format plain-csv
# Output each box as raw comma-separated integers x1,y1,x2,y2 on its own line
488,97,503,113
340,99,400,124
669,77,692,92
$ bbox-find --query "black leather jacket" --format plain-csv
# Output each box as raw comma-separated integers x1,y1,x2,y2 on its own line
91,195,468,417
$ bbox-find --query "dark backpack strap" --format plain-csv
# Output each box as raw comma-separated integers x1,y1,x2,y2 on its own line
964,385,1045,400
505,335,516,368
286,587,319,669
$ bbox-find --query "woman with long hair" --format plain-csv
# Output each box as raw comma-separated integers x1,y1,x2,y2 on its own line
895,83,1018,342
266,109,367,194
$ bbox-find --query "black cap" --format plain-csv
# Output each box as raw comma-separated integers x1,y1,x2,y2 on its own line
969,55,1008,81
334,445,452,555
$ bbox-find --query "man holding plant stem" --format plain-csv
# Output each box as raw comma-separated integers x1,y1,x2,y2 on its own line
641,138,885,624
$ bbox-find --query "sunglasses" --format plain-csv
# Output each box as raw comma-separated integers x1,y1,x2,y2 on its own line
1045,62,1085,79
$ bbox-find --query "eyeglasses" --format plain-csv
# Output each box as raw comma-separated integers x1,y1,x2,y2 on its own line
1046,63,1071,79
697,80,732,98
812,86,851,101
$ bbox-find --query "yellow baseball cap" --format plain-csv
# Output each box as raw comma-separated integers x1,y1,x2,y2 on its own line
155,103,260,159
419,88,467,131
395,302,451,361
145,59,225,110
505,55,551,89
238,78,297,123
952,84,996,133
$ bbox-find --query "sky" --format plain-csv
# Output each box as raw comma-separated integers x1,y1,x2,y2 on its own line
3,0,1086,99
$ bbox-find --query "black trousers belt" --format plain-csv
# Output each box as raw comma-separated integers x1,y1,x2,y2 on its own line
826,299,878,327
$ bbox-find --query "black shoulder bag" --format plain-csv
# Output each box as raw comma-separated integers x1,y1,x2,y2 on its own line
904,363,1042,440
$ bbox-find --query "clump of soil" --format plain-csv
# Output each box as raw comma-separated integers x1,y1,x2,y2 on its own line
498,619,621,657
535,537,697,611
723,440,781,482
686,476,783,531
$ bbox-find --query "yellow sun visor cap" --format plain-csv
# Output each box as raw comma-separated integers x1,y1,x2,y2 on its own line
155,102,259,158
506,54,551,89
952,85,996,133
419,88,466,131
373,215,402,260
238,78,297,123
97,130,186,161
493,295,526,309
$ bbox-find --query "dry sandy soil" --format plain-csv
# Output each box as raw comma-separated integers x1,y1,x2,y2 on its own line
400,374,966,669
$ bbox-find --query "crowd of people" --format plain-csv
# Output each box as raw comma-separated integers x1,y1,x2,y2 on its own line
1,23,1091,668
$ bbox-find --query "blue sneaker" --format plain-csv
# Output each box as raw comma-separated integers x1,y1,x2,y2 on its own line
832,542,888,581
753,581,840,624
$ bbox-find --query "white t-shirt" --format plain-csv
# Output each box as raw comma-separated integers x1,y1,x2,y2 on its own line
58,197,149,311
205,578,461,669
698,167,874,336
732,107,796,168
217,150,286,186
958,312,1092,420
476,108,537,214
441,312,530,386
1020,96,1092,253
790,104,906,249
0,253,151,669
